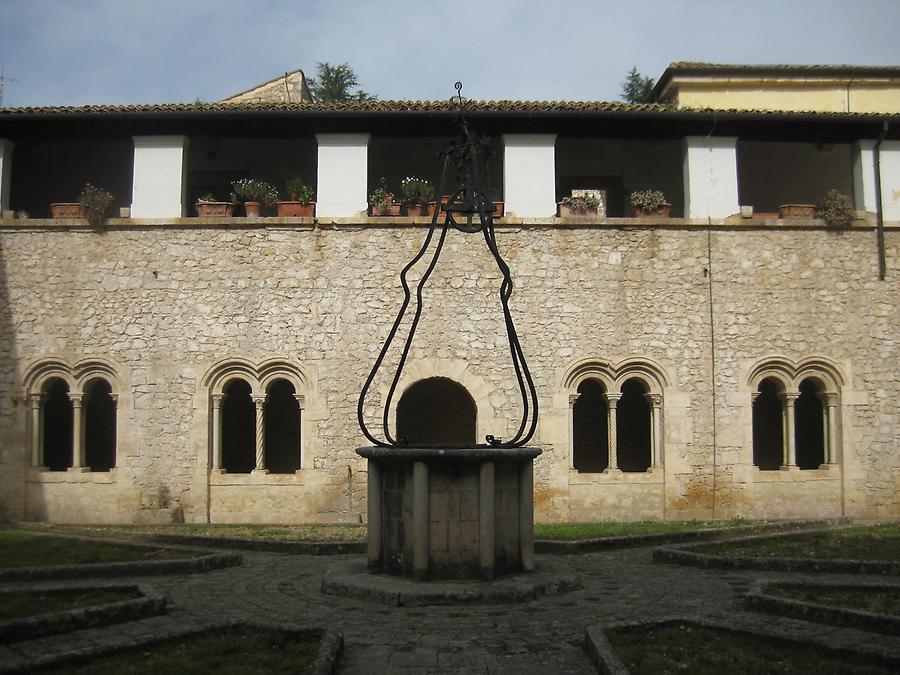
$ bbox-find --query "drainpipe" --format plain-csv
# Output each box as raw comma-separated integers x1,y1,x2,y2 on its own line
873,121,889,280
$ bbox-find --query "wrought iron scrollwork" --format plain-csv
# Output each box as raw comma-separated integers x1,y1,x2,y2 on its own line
357,83,538,448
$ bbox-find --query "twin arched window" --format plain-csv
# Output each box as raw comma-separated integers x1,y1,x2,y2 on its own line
24,360,119,472
203,358,310,474
752,369,840,470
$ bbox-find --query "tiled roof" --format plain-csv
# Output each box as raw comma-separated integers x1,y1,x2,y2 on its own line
666,61,900,75
1,99,896,119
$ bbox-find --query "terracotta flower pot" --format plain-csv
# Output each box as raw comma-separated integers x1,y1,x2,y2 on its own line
559,204,596,218
276,201,315,217
370,203,401,216
778,204,815,219
50,203,86,219
426,196,451,217
243,201,262,217
405,204,425,218
634,204,672,218
491,202,505,218
195,202,234,217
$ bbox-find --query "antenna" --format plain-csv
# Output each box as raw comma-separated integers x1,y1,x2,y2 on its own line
0,66,20,107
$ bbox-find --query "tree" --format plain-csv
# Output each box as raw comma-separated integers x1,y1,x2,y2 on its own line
307,62,376,102
621,67,655,104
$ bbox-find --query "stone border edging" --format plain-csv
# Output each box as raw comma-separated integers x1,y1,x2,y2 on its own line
651,527,900,574
140,532,366,555
0,551,241,582
0,621,342,675
0,583,165,643
536,518,845,554
745,580,900,635
584,614,900,674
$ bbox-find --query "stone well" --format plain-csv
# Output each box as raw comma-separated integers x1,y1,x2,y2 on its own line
357,446,541,581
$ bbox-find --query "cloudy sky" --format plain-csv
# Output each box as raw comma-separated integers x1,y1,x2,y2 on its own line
1,0,899,107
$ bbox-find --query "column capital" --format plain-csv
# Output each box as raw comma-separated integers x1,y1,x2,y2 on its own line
108,392,119,404
294,394,306,408
568,393,580,406
750,391,760,403
644,393,662,406
779,391,800,404
250,394,267,405
211,392,225,406
68,392,84,405
29,393,45,407
818,391,839,407
606,393,622,405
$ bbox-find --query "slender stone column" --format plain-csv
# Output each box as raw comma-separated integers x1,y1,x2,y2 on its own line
822,392,840,465
367,461,383,571
519,458,535,572
251,394,266,472
568,393,579,468
780,392,799,469
605,393,622,472
479,461,495,581
412,460,429,580
295,394,305,470
30,394,44,467
68,393,85,470
211,393,224,471
646,393,663,469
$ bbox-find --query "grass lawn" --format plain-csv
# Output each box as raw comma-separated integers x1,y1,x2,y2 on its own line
37,625,320,674
533,518,747,540
692,524,900,560
768,584,900,616
0,588,141,621
607,621,894,674
0,530,192,568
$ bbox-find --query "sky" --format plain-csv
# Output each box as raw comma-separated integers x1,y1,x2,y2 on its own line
1,0,899,107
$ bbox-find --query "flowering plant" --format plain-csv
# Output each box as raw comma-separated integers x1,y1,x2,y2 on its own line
231,178,279,206
79,183,113,226
368,177,394,209
629,189,668,211
817,189,855,228
285,177,314,204
560,194,600,213
399,176,434,206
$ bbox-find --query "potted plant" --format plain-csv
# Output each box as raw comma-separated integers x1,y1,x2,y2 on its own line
778,203,815,219
817,189,855,228
79,183,114,226
369,177,400,216
277,177,316,217
559,194,601,218
195,193,234,217
629,190,671,217
231,178,279,217
399,176,434,217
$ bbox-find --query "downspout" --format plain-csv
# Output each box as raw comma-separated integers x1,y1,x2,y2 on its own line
873,121,889,280
701,118,718,520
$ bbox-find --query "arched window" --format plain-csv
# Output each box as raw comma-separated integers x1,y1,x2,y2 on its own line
572,378,608,472
617,378,651,472
221,378,255,473
752,377,784,471
396,377,476,446
43,377,73,471
795,378,826,470
84,378,116,472
265,378,301,474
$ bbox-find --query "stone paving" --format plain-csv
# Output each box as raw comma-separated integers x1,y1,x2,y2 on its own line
2,543,900,673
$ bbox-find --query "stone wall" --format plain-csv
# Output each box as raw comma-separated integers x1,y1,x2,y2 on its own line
0,219,896,524
219,69,311,104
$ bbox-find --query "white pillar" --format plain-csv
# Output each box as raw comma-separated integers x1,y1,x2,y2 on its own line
316,133,369,217
683,136,739,219
0,138,13,212
211,393,224,471
822,392,840,466
131,136,189,218
568,393,579,468
251,394,266,473
646,393,663,469
30,394,44,467
853,140,878,213
605,393,621,473
502,134,557,217
295,394,305,471
69,393,85,470
780,392,799,469
879,141,900,220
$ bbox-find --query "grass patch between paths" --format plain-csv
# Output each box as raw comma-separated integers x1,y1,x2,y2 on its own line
692,524,900,561
37,625,320,674
0,588,141,621
0,531,193,568
769,585,900,616
607,621,895,674
533,518,747,540
19,522,368,543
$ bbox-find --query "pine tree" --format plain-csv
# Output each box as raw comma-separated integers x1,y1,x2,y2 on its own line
621,67,655,104
307,62,376,102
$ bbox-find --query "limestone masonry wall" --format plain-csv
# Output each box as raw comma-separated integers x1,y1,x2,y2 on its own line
0,221,896,523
